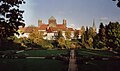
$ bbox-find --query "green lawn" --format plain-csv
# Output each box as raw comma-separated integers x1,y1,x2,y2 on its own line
77,49,116,57
19,49,69,57
0,59,68,71
78,60,120,71
77,49,120,71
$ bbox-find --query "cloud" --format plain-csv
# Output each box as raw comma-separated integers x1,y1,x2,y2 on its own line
100,17,109,21
68,24,75,28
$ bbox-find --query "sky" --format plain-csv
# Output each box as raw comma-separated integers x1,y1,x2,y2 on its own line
20,0,120,29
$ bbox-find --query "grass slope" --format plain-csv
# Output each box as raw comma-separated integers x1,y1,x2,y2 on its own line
20,50,68,57
77,49,115,57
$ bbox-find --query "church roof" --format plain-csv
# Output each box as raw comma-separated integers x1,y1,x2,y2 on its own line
68,28,74,31
38,24,48,30
49,16,56,20
24,26,37,33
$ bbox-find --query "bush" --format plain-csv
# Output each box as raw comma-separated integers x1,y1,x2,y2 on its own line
55,56,69,64
16,54,27,58
45,56,53,59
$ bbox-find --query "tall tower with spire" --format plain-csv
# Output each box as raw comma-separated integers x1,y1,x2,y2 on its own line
92,19,96,33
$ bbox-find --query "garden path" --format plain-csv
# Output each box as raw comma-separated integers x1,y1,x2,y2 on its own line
68,49,78,71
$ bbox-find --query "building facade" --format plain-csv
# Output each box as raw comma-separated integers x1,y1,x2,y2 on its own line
16,16,76,40
38,16,74,40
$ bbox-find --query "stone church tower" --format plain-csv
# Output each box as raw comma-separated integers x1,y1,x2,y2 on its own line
63,19,67,27
38,19,42,27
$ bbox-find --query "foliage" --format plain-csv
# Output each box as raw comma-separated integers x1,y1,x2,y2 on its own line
65,30,71,40
106,22,120,50
113,0,120,8
0,36,25,50
0,0,25,49
81,26,85,35
57,30,63,39
93,22,120,51
93,23,106,49
65,40,71,49
57,37,66,49
0,0,25,38
74,30,79,39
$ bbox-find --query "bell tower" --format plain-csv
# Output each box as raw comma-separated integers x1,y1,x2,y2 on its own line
38,19,42,27
63,19,67,27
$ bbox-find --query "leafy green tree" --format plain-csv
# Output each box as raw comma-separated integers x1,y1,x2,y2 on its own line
0,0,25,48
81,26,85,35
0,0,25,38
106,22,120,50
57,37,65,49
29,27,43,44
80,26,86,47
99,23,106,41
65,30,71,40
65,40,71,49
98,23,106,48
93,23,106,49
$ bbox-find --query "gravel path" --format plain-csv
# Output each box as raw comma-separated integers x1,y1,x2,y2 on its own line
68,50,78,71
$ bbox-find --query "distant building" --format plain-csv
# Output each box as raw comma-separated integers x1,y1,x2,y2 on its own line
15,16,96,40
38,16,74,40
15,16,76,40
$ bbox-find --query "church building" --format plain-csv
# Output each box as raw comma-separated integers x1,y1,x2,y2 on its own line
38,16,74,40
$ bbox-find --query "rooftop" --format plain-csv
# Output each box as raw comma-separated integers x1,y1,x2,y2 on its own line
49,16,56,20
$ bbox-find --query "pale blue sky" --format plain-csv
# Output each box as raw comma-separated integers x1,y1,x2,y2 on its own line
21,0,120,29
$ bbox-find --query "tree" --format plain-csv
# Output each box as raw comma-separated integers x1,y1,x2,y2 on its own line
65,40,71,49
93,23,106,49
106,22,120,50
29,27,43,44
84,26,89,44
113,0,120,8
98,23,106,47
0,0,25,48
74,30,79,39
65,30,71,40
0,0,25,38
57,30,63,39
57,37,65,49
81,26,85,35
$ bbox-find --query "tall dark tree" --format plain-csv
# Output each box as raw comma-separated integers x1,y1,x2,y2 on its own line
57,30,63,39
0,0,25,47
84,26,89,42
93,23,106,49
99,22,106,42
